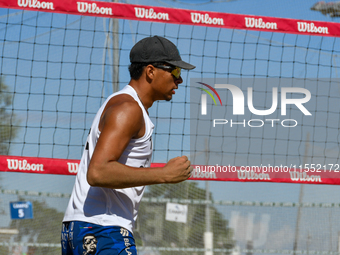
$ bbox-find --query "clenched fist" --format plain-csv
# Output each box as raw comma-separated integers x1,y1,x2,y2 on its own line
163,155,193,183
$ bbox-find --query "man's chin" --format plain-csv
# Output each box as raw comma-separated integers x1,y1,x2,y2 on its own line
164,94,173,101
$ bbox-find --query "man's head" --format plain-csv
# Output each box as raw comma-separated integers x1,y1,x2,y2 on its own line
128,36,195,80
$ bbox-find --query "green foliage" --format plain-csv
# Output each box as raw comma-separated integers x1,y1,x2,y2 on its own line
0,77,20,155
136,182,235,254
10,200,63,255
0,246,8,255
0,77,21,254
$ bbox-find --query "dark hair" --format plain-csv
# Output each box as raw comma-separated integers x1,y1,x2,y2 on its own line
128,62,147,80
128,62,171,80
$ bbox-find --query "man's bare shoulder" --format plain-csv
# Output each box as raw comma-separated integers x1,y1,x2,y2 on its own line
105,93,142,116
105,93,136,105
99,93,144,135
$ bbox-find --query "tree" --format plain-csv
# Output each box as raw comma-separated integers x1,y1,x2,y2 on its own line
0,76,20,154
135,182,235,254
0,76,21,254
9,199,64,255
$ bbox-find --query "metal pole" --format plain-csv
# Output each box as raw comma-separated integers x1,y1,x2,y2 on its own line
337,232,340,254
205,180,210,230
111,0,119,92
204,138,213,255
293,132,310,255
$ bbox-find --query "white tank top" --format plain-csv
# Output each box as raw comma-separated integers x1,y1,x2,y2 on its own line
63,85,154,233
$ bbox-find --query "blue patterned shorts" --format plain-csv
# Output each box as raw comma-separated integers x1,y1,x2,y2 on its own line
61,221,137,255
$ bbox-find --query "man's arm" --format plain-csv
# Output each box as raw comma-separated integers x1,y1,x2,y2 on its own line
87,96,192,189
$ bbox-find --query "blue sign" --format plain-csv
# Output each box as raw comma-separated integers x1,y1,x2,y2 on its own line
10,201,33,219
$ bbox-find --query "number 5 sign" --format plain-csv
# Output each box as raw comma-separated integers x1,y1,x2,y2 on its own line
10,201,33,219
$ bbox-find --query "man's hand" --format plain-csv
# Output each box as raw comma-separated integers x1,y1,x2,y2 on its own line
163,156,193,183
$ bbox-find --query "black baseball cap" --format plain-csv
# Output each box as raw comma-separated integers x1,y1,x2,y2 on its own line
130,36,196,70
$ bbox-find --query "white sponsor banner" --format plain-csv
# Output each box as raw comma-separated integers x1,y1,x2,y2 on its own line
165,202,188,223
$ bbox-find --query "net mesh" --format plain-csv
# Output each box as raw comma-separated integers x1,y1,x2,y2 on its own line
0,3,340,255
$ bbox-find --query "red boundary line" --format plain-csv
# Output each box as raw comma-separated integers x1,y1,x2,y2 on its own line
1,155,340,185
0,0,339,37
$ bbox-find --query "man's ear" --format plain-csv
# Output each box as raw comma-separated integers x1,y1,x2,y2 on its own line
145,64,155,81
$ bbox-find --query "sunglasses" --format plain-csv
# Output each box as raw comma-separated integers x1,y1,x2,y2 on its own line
153,65,181,79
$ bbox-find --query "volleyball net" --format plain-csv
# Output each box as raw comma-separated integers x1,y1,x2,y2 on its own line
0,1,340,254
